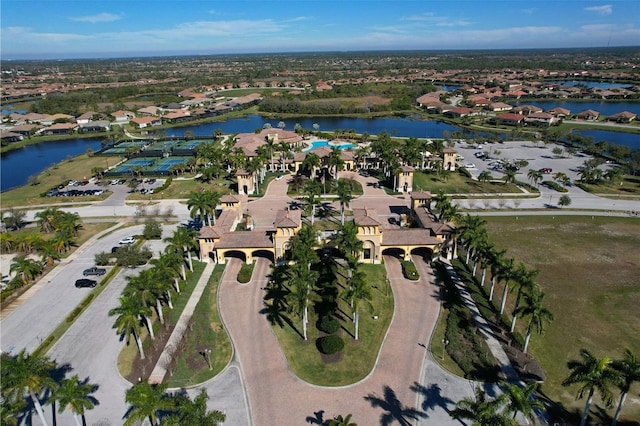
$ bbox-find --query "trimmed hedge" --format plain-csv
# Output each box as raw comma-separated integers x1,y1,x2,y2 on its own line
401,260,419,280
542,180,569,192
318,315,340,334
318,335,344,355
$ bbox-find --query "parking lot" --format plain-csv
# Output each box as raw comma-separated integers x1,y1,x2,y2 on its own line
450,140,614,184
45,177,163,198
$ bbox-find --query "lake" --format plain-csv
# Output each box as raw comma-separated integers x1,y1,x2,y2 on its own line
2,114,640,192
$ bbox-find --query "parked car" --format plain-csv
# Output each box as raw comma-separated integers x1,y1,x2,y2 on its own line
75,278,97,288
464,163,476,169
539,167,553,174
119,236,136,245
83,266,106,276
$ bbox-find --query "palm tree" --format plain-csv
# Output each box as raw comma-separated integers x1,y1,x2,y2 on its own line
109,296,146,359
187,190,212,226
334,221,364,270
488,248,507,301
164,389,226,426
513,287,553,353
37,239,61,267
509,262,539,332
502,381,545,423
164,226,198,272
498,257,516,315
342,267,372,341
151,251,183,293
562,349,621,426
328,146,345,180
610,349,640,426
124,271,160,333
336,179,353,225
503,169,516,185
35,207,60,233
450,386,514,426
124,381,173,426
286,265,319,340
9,255,43,286
458,214,488,264
304,178,322,225
1,349,57,426
51,375,97,426
527,169,543,187
301,152,321,177
477,170,492,189
328,413,357,426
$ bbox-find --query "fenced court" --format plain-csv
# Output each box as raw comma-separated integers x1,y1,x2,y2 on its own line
174,139,208,150
102,140,150,155
155,156,193,172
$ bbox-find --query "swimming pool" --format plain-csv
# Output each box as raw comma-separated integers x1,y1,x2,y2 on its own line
304,140,355,152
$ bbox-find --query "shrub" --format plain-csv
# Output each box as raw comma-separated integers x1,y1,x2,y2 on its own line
153,177,172,193
318,315,340,334
143,218,162,239
542,180,568,192
401,260,419,280
318,335,344,355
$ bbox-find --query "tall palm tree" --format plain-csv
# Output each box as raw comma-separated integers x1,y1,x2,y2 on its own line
509,262,539,332
124,271,160,333
124,381,173,426
562,349,620,426
328,146,345,180
458,214,488,264
515,288,554,353
187,190,213,226
164,389,226,426
34,207,60,233
450,386,514,426
488,248,508,301
164,226,197,272
304,178,322,225
497,257,516,315
610,349,640,426
51,375,97,426
501,381,545,423
341,267,372,341
336,179,353,225
286,265,319,340
156,247,186,289
109,296,146,359
503,169,517,185
334,221,364,270
9,255,43,286
1,349,57,426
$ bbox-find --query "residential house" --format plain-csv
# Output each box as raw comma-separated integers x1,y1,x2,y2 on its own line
42,122,78,135
608,111,637,123
494,113,524,126
547,107,571,119
0,131,24,144
576,109,600,121
79,120,111,133
488,102,513,112
130,116,162,128
524,112,558,126
110,110,135,123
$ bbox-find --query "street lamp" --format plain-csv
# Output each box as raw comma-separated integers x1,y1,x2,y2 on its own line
441,339,449,360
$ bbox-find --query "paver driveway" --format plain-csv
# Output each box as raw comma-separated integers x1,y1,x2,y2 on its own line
218,251,462,425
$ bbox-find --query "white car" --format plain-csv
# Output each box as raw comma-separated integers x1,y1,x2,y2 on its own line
464,163,476,169
119,236,136,245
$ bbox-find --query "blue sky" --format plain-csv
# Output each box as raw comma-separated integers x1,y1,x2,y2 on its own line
1,1,639,59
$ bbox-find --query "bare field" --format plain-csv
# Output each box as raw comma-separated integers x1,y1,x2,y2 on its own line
485,216,640,423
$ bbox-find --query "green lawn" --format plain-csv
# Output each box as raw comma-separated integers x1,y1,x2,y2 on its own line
412,170,529,195
1,153,122,208
484,216,640,423
166,264,232,388
576,175,640,196
272,263,394,386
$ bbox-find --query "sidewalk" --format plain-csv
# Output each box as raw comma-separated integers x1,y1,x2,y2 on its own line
149,261,215,384
439,259,520,382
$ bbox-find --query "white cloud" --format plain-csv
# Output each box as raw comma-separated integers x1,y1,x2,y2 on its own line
585,5,613,16
69,13,122,23
522,8,536,15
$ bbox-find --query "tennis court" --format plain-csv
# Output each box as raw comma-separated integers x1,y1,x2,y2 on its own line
155,156,193,172
175,139,208,150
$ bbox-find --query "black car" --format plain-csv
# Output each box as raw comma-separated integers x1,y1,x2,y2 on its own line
75,279,97,288
83,267,106,276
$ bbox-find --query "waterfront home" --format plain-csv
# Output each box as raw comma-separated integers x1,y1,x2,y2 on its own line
608,111,637,123
576,109,600,121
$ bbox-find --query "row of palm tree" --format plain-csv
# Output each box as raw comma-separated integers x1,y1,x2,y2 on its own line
451,381,544,426
1,349,97,426
124,381,225,426
563,348,640,426
457,213,554,353
108,227,197,360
